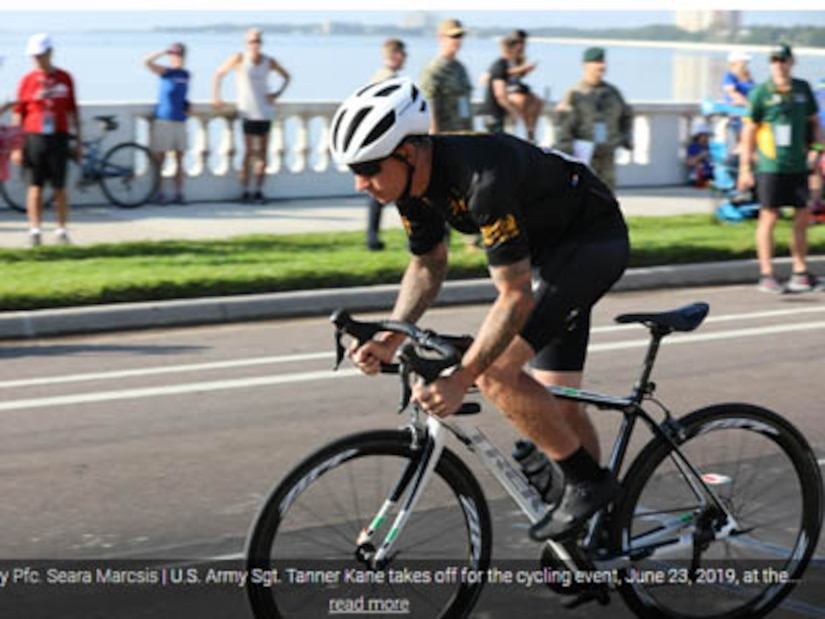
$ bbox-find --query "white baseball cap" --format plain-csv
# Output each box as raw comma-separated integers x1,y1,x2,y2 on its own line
26,33,53,56
727,50,751,63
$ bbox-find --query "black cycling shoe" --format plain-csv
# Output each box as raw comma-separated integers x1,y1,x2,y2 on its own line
529,474,619,542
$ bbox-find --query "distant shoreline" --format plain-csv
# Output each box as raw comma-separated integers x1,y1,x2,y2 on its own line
531,37,825,57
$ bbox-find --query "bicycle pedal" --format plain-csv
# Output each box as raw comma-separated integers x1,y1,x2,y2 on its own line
562,587,610,609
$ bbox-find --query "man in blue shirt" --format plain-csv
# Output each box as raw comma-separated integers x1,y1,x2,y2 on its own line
144,42,190,205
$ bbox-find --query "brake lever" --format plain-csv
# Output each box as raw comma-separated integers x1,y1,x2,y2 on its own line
398,361,412,413
333,327,346,370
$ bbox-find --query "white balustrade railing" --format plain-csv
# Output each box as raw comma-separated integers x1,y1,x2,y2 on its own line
5,100,707,207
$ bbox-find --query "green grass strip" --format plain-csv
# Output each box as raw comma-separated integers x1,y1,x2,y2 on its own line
1,214,823,312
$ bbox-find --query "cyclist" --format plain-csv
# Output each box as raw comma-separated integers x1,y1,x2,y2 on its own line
331,77,630,541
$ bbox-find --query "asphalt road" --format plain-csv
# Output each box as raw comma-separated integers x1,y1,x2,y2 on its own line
1,284,824,618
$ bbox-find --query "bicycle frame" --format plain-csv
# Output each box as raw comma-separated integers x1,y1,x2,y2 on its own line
354,326,743,577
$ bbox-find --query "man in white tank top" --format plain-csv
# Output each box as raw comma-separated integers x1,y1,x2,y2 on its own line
213,28,291,204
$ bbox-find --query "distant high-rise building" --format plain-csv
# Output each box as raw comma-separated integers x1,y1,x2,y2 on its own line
676,10,741,36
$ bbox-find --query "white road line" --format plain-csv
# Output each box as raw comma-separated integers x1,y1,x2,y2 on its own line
0,368,361,412
591,305,825,334
591,320,825,352
1,319,823,413
5,305,825,390
0,351,333,389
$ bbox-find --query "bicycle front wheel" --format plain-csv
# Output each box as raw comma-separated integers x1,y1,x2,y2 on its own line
611,403,822,619
98,142,159,208
246,429,492,619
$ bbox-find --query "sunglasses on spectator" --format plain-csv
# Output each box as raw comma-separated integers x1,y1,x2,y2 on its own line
349,159,384,177
248,39,262,44
448,33,464,39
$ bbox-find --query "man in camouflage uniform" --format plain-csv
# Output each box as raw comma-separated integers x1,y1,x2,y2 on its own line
419,19,473,133
554,47,633,190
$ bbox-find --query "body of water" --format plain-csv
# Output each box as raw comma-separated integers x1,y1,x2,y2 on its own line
2,30,825,106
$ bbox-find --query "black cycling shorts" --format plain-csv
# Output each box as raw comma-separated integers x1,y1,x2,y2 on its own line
23,132,70,188
521,232,630,372
756,173,809,209
242,119,272,137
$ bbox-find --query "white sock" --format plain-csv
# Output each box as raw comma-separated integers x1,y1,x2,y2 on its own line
55,228,68,236
30,228,41,235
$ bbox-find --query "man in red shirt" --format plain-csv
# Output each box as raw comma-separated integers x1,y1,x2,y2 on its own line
10,33,81,247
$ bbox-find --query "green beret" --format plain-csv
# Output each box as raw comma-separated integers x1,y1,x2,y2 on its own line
583,47,605,63
769,42,793,61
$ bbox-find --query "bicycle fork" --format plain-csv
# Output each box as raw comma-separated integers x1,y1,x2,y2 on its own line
356,416,448,568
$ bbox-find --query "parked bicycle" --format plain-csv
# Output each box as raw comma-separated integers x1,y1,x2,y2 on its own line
246,302,823,619
0,115,160,211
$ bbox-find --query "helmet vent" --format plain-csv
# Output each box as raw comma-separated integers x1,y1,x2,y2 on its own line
374,83,401,97
362,110,396,148
355,83,375,97
343,106,372,152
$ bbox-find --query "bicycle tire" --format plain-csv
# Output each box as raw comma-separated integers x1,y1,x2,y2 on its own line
0,159,45,212
246,428,493,619
610,403,822,619
98,142,159,208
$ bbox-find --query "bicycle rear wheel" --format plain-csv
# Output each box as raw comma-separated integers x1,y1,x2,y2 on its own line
98,142,159,208
246,429,492,619
611,403,822,619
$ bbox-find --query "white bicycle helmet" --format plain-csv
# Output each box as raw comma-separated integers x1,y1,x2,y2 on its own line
329,77,430,165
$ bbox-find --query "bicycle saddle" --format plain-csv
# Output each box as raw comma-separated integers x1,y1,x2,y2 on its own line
93,115,118,131
614,302,709,333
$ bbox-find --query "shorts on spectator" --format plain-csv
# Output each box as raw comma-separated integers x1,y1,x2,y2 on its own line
242,119,272,137
151,119,187,153
23,132,70,188
756,172,809,209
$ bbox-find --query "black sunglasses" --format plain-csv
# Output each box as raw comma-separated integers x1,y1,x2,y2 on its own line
349,159,383,177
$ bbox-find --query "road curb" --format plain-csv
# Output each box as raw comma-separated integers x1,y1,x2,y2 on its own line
2,256,824,340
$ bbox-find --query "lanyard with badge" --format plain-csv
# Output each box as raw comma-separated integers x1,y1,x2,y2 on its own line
592,89,609,144
40,74,55,135
773,92,792,148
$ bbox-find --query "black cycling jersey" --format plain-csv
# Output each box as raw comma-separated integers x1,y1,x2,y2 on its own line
397,133,626,266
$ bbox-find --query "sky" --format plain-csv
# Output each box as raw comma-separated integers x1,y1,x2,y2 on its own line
1,5,825,33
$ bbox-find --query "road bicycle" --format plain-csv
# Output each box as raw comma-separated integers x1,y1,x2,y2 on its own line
0,115,159,211
245,302,823,619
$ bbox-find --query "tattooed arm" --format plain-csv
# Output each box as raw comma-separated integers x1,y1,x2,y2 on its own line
380,241,449,349
350,241,448,373
453,258,534,389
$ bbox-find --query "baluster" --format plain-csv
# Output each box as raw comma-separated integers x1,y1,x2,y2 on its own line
269,118,284,174
292,114,309,174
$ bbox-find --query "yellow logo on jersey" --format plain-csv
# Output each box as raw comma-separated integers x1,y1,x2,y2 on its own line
448,194,469,218
400,216,413,236
480,215,520,247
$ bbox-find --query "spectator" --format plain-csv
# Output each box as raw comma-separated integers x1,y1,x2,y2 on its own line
213,27,291,205
10,33,81,247
419,19,473,134
737,43,823,293
144,42,190,205
0,54,15,116
480,34,521,134
810,78,825,223
420,19,477,249
365,38,408,251
554,47,633,191
507,29,543,143
686,123,713,188
722,50,755,144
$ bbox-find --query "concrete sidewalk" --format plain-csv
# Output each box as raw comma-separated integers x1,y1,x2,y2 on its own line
0,185,715,248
